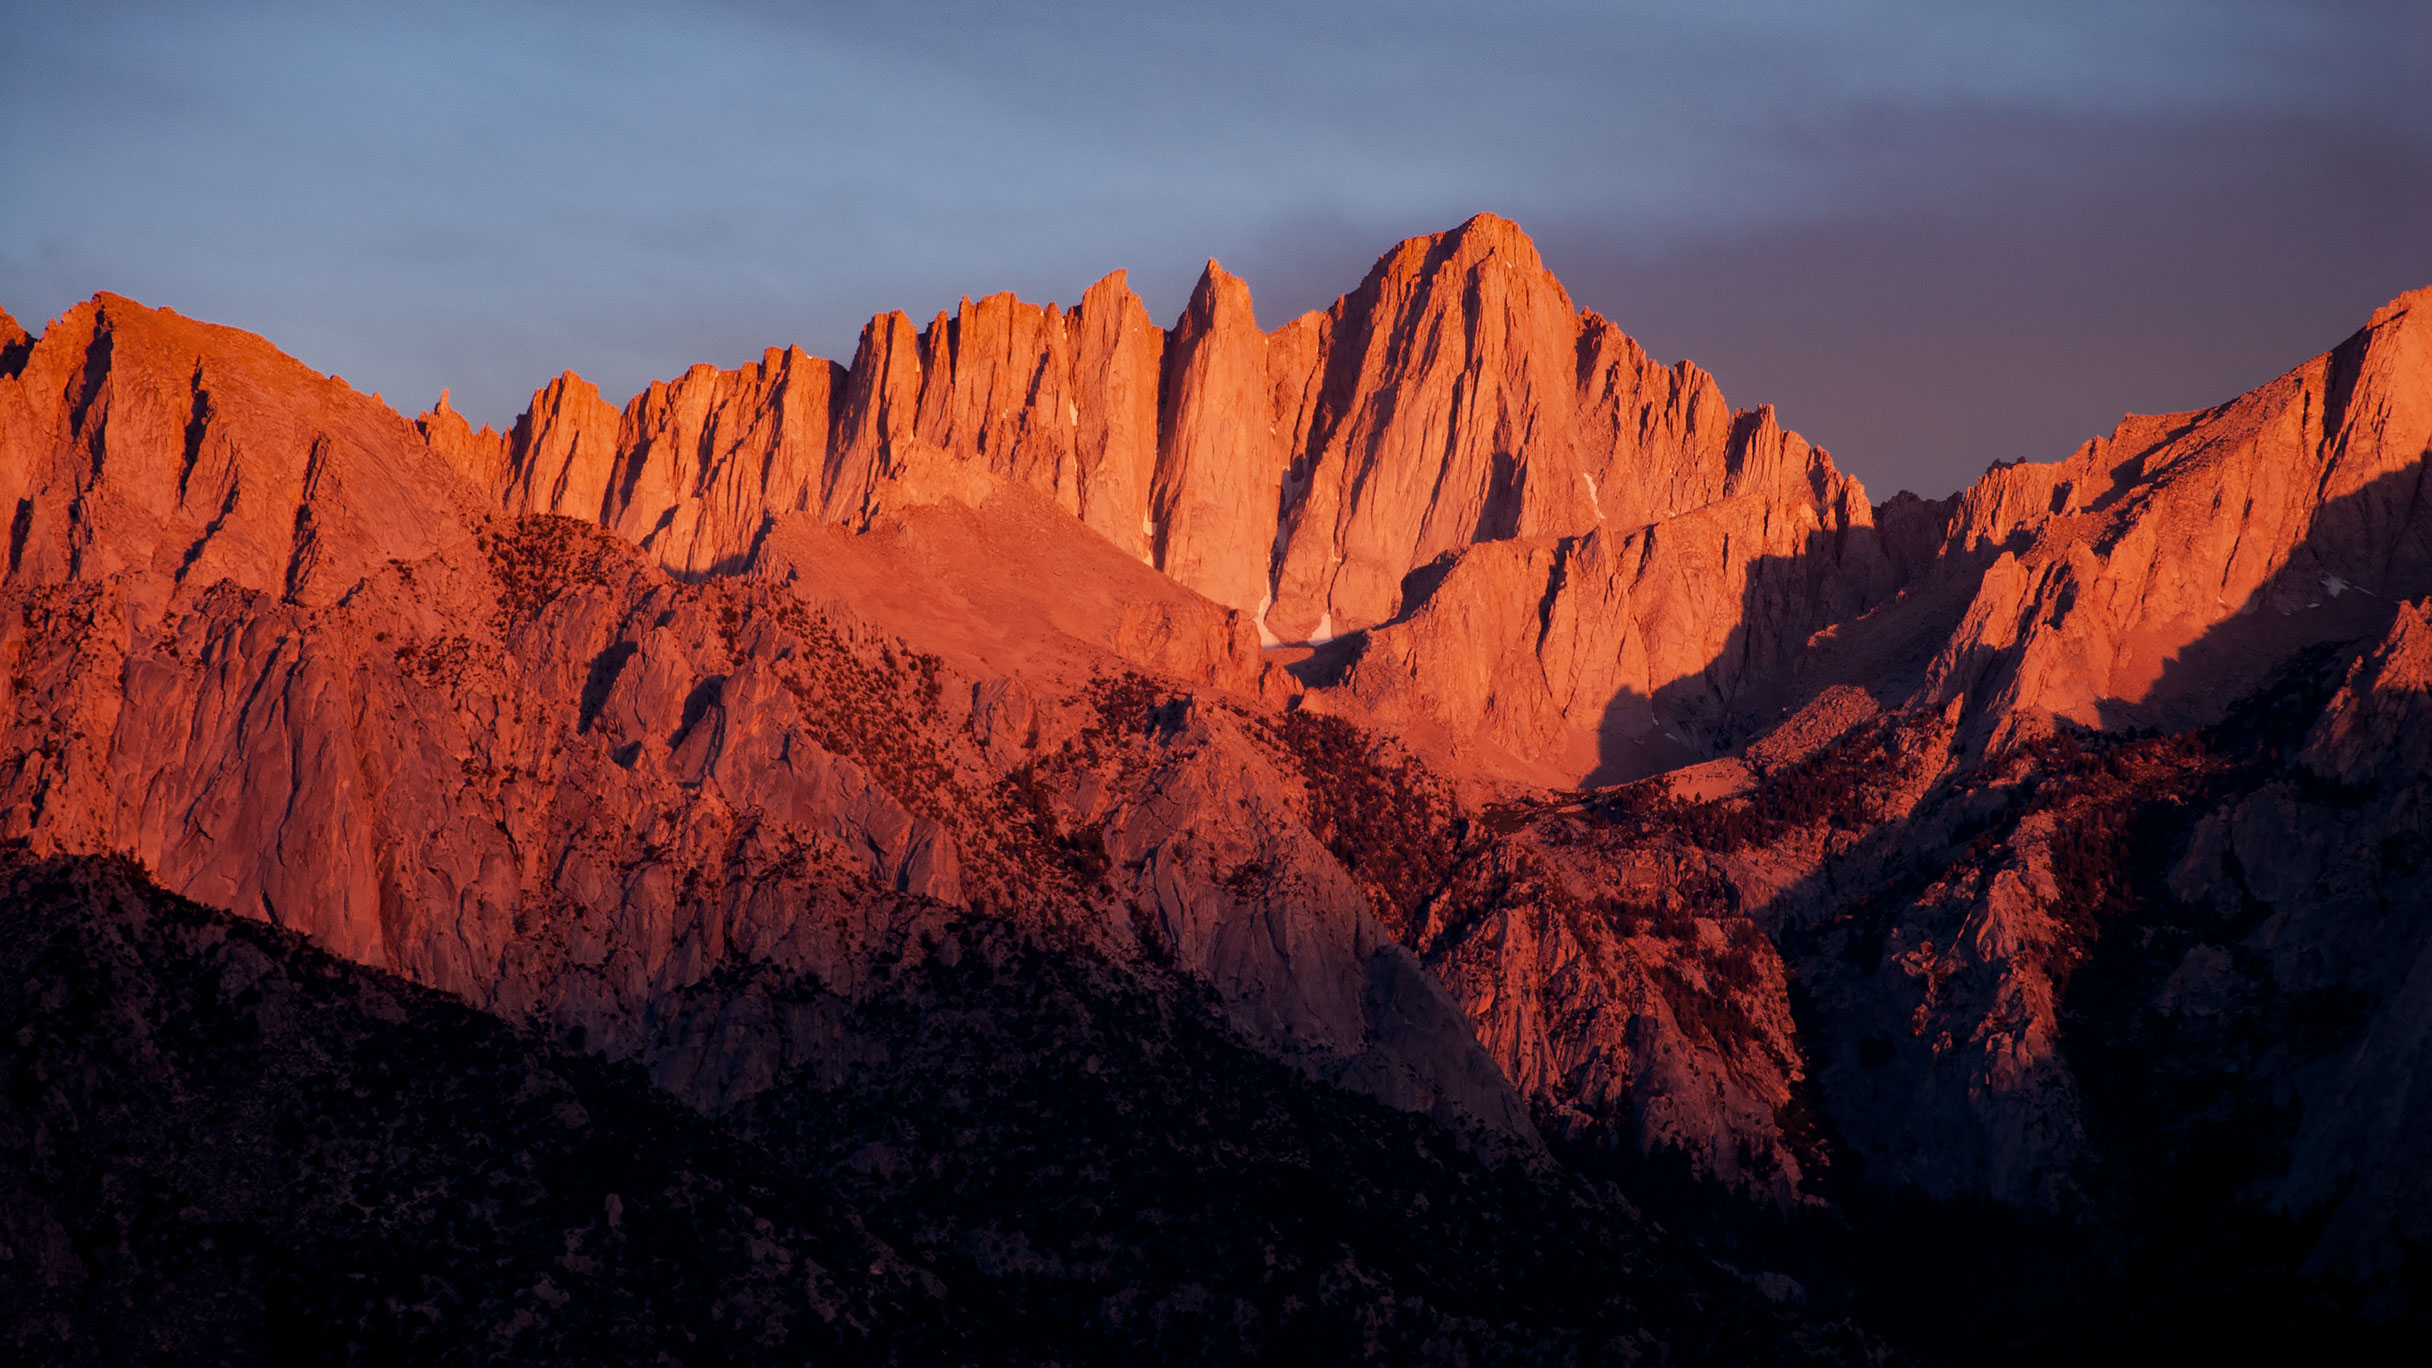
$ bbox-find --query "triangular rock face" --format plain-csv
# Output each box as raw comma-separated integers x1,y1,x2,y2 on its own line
1265,214,1587,640
0,294,482,617
1155,260,1282,617
1258,212,1846,643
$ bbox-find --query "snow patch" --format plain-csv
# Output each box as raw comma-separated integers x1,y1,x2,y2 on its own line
1579,471,1605,520
1254,587,1281,647
1308,610,1336,645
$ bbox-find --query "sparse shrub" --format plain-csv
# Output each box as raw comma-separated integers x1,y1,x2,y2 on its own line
1263,712,1458,939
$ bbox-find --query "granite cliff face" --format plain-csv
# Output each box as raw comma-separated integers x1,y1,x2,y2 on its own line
0,291,1518,1142
1906,287,2432,752
456,214,1897,786
484,217,1879,657
3,221,2429,1359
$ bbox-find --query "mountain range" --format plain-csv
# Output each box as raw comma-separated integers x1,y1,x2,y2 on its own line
2,213,2426,1363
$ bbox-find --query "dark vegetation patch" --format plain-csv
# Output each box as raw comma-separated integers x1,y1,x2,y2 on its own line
758,595,961,826
392,632,480,689
1258,711,1460,940
0,853,930,1366
2016,730,2219,987
0,853,1874,1365
961,671,1180,907
1000,760,1110,890
1579,720,1899,854
696,919,1876,1366
481,516,639,623
1646,918,1777,1053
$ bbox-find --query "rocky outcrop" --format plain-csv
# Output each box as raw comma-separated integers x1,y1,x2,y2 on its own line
0,295,480,619
1917,286,2432,750
1336,431,1894,783
0,305,30,374
6,223,2432,1356
466,216,1894,786
1152,262,1287,617
2301,595,2432,786
603,347,840,575
0,288,1537,1145
499,370,623,522
414,387,510,492
489,217,1869,650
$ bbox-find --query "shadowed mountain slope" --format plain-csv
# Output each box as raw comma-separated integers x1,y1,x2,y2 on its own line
2,219,2428,1361
0,852,1875,1365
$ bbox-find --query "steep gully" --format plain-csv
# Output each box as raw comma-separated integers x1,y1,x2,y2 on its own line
1,215,2428,1358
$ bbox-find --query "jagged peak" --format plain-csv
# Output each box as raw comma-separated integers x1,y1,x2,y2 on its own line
2368,283,2432,331
1190,257,1245,295
1444,210,1542,263
855,308,922,354
533,369,605,404
1354,213,1560,301
0,303,29,380
1182,258,1257,331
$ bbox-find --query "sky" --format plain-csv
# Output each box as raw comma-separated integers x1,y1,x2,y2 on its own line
3,1,2426,498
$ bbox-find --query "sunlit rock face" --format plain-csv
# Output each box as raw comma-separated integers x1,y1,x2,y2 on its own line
3,220,2428,1359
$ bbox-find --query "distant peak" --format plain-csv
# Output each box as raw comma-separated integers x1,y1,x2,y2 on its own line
1353,213,1554,303
1454,210,1529,239
1444,212,1545,269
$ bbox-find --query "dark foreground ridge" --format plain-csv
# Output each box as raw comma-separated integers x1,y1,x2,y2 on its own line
1,227,2427,1364
0,852,1870,1365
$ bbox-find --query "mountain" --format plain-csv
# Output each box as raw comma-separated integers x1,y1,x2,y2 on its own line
4,851,1885,1363
0,218,2425,1361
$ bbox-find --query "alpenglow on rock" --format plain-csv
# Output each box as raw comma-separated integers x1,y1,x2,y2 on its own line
5,217,2431,1360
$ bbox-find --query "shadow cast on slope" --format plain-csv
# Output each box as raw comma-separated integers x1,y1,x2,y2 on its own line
1578,512,1970,788
1553,684,2422,1363
2096,450,2432,733
1567,462,2432,1361
0,848,1873,1365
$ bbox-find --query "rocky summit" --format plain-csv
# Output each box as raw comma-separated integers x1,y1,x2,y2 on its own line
1,217,2427,1364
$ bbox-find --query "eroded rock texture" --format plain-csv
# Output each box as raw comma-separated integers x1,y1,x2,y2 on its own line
3,221,2429,1361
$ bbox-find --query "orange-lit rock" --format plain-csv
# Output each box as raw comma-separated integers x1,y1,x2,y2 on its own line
5,225,2431,1311
1918,287,2432,750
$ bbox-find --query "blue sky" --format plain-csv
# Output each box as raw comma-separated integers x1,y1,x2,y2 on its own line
4,1,2426,495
